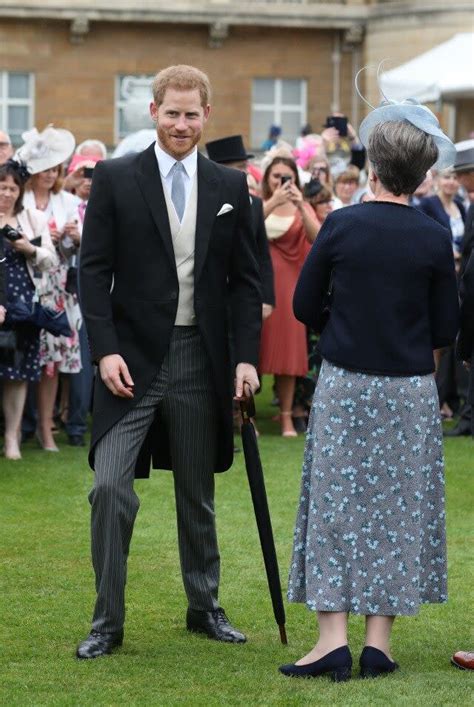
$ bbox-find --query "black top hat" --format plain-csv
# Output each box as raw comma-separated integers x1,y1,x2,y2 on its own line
453,139,474,173
303,178,323,199
205,135,254,164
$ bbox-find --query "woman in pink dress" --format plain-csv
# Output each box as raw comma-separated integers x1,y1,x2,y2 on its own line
259,157,319,436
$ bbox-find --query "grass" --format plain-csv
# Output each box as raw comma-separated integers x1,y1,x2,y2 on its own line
1,379,474,706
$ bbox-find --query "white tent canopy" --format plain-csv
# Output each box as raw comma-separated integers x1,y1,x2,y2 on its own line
379,33,474,104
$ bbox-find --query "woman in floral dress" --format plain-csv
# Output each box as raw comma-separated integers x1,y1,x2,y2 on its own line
19,126,81,451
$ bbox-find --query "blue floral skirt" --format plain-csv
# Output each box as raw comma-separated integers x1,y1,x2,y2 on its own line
288,360,447,616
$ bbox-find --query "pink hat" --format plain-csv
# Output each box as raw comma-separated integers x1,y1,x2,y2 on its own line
67,153,101,174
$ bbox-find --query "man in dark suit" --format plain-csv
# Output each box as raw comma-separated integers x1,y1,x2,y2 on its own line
451,250,474,671
77,65,261,659
445,139,474,437
456,140,474,271
205,135,275,318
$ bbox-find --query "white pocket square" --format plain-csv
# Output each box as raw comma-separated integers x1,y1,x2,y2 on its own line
217,203,234,217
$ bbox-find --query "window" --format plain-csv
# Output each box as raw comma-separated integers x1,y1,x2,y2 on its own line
115,74,155,143
0,72,34,146
251,78,307,150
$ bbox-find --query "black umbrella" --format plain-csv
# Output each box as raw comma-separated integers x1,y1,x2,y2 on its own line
240,393,288,645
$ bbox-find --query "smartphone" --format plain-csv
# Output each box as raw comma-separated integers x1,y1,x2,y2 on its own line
325,115,348,137
281,175,292,185
83,167,94,179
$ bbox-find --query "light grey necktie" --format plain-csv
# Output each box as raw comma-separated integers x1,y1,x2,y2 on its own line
171,161,186,222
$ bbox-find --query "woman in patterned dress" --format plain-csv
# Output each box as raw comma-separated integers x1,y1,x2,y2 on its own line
0,160,57,459
19,126,81,451
279,107,460,681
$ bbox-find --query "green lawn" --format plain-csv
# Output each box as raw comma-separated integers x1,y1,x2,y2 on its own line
1,381,473,706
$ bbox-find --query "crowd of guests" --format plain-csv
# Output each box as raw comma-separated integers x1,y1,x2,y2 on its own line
0,127,104,459
0,117,473,458
248,120,472,438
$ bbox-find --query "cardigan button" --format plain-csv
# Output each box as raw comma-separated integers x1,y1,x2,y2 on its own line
170,291,178,300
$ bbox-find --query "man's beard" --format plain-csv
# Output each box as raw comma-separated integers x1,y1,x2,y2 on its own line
157,125,201,160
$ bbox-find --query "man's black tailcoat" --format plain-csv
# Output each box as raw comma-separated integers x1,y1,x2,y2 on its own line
79,144,261,477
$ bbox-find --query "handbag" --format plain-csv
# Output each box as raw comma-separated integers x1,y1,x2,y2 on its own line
65,266,78,295
6,299,72,337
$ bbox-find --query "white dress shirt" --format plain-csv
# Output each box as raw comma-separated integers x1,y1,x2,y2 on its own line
154,142,198,215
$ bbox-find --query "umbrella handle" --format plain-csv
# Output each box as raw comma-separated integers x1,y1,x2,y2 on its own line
239,386,256,422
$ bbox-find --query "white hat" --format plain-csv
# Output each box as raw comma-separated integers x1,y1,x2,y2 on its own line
15,125,75,175
359,99,456,171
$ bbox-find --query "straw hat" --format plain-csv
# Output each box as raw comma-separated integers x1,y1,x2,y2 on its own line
15,125,75,174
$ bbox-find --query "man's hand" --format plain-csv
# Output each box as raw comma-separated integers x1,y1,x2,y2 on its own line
0,305,6,325
234,362,260,400
99,354,135,398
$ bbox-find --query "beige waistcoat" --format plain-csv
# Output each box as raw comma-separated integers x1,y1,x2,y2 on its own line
162,173,198,326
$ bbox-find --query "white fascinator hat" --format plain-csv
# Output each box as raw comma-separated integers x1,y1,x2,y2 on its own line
15,125,75,175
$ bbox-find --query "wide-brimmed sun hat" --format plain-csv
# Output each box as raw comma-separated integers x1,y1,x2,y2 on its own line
359,99,456,171
15,125,75,174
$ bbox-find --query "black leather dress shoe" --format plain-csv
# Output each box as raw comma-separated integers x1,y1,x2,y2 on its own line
68,435,86,446
279,646,352,682
76,629,124,659
186,607,246,643
443,421,472,437
359,646,399,678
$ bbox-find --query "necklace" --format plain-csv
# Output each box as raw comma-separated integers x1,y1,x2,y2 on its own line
34,192,50,211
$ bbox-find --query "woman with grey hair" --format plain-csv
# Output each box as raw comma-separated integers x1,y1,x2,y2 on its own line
279,102,459,681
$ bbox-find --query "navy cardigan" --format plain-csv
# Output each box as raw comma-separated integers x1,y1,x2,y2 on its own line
293,202,460,376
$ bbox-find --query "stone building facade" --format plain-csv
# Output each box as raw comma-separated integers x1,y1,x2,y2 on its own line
0,1,472,149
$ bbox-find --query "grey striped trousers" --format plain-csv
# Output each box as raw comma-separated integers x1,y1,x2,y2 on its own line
89,327,220,633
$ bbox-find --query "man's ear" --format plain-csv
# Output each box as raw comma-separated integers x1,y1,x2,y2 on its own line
150,101,158,122
203,104,211,123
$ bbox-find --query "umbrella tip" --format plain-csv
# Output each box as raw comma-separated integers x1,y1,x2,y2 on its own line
279,625,288,645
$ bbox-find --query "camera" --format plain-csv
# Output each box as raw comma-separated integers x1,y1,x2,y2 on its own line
281,175,292,185
0,224,22,241
325,115,348,137
83,166,94,179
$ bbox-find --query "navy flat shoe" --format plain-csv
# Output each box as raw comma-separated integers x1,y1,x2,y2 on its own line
359,646,399,678
279,645,352,682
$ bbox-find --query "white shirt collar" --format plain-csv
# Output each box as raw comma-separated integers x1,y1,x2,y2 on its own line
154,141,198,179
